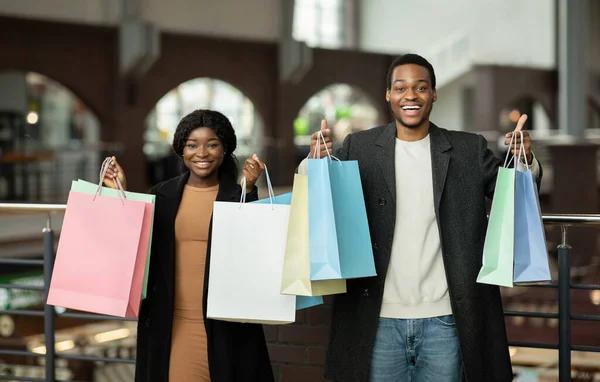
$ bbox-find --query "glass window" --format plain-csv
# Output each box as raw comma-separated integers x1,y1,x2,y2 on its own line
293,0,346,49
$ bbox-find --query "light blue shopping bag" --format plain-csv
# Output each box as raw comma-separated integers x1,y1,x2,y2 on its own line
252,192,323,310
308,158,377,281
308,159,342,281
513,169,551,283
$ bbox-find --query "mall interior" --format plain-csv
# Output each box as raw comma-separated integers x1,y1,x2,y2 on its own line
0,0,600,381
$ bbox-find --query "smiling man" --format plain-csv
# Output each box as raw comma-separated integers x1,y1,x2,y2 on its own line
302,53,541,382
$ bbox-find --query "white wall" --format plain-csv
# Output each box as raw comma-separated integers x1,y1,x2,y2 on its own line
430,72,475,131
359,0,555,70
0,0,280,41
0,0,121,25
141,0,280,41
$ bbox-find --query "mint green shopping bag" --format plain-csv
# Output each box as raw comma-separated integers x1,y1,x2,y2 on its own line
476,166,515,287
71,179,156,299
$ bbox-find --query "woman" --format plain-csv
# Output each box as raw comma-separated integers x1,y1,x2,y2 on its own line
102,109,273,382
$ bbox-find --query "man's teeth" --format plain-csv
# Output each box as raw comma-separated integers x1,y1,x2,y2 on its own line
402,106,421,110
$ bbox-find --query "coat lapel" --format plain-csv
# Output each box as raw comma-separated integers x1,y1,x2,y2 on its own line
375,123,398,203
157,172,242,295
429,123,452,216
156,172,189,295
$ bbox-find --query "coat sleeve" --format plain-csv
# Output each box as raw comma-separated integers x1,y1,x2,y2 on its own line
245,185,259,202
478,134,502,200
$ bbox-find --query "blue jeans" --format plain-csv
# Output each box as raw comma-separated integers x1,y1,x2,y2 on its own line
369,315,463,382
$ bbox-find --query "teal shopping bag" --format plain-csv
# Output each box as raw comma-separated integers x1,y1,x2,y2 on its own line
307,156,377,281
329,160,376,279
71,179,156,299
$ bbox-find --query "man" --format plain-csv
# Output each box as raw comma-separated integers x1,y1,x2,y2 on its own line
299,53,541,382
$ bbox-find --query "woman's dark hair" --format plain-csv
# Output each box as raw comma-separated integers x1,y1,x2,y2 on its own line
172,109,239,180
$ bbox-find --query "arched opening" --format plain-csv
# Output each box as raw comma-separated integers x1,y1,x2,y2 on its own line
293,84,380,159
0,71,101,202
144,78,264,185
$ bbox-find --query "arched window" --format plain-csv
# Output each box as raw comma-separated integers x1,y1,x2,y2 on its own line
294,84,380,154
0,71,100,202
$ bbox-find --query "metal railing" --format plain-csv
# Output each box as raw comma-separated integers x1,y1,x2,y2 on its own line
0,204,135,382
0,203,599,381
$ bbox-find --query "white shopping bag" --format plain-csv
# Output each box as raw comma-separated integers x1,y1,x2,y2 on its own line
207,169,296,325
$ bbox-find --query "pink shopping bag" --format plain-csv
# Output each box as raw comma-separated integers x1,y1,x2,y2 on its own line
47,182,150,318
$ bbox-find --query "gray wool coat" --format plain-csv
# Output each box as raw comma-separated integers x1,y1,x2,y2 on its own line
319,122,541,382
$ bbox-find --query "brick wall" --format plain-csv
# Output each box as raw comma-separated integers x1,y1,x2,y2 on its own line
265,297,333,382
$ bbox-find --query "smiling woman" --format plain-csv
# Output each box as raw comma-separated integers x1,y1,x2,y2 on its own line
102,109,272,382
144,78,264,186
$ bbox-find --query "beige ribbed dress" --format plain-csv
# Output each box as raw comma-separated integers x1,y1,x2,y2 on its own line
169,184,219,382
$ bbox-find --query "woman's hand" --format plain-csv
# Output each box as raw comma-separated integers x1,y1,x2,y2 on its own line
242,154,265,193
102,156,127,190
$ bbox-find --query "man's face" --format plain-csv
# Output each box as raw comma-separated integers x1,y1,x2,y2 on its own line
386,64,437,129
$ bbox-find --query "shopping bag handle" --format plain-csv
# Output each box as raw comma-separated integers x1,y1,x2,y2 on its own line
94,157,127,204
239,164,275,209
308,130,342,165
503,131,528,169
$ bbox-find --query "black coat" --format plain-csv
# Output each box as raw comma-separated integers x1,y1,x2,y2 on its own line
324,123,542,382
134,172,274,382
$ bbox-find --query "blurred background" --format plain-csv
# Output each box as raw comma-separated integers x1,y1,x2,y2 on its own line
0,0,599,381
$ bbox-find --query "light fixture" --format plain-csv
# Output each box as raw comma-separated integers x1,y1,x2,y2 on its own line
590,290,600,305
94,328,130,343
31,340,75,354
26,112,39,124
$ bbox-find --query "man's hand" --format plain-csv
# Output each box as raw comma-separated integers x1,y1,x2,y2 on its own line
308,119,334,159
504,114,533,165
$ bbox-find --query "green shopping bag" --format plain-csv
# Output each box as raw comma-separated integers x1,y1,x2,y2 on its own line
71,179,156,299
477,132,522,288
476,166,515,287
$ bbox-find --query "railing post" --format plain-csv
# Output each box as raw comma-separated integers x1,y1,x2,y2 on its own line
43,214,56,382
558,225,572,382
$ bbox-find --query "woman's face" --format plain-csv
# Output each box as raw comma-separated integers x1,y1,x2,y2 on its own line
182,127,225,180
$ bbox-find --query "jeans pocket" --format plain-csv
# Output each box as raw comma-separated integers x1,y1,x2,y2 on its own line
433,314,456,327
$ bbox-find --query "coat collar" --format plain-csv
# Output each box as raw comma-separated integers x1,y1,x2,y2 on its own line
374,121,451,214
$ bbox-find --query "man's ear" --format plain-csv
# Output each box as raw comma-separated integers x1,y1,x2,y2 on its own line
432,89,437,103
385,89,391,103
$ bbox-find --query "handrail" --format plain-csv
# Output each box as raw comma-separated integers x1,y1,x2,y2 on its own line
1,203,599,226
0,203,66,213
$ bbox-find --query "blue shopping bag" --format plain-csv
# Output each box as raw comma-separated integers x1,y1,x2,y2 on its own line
329,160,377,279
513,169,551,283
308,158,376,281
252,192,324,310
308,159,342,280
